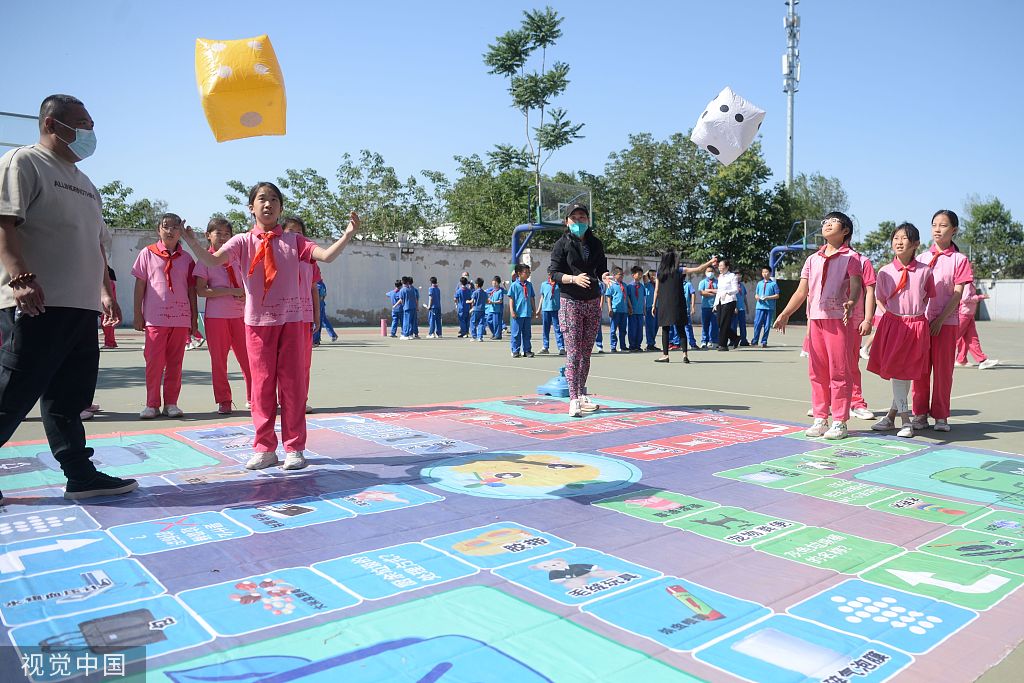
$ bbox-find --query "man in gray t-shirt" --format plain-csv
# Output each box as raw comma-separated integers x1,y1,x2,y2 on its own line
0,94,137,503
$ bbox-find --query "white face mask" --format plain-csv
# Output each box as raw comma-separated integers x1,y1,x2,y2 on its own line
54,119,97,160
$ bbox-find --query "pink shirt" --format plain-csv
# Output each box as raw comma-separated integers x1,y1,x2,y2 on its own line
194,256,245,320
297,261,322,323
131,242,194,328
917,245,973,325
220,225,317,326
875,259,936,317
959,281,984,317
849,250,876,323
800,245,862,320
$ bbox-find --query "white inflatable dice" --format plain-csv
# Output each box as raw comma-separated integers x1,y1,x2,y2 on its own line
690,87,766,166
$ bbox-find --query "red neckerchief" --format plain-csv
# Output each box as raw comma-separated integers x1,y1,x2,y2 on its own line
928,244,954,268
817,244,850,292
147,242,182,292
209,246,240,288
890,258,917,301
248,225,281,301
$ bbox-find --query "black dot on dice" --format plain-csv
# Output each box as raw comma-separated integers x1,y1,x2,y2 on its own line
719,105,729,113
707,145,720,155
702,111,708,119
756,121,763,131
735,113,744,123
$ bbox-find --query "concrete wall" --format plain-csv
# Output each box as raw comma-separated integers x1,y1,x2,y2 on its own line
108,230,675,326
978,280,1024,323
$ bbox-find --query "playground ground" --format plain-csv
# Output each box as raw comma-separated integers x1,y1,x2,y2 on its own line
2,319,1021,682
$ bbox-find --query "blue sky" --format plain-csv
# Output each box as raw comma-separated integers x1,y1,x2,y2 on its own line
4,0,1021,243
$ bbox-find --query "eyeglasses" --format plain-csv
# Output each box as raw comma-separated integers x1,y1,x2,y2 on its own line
821,218,842,228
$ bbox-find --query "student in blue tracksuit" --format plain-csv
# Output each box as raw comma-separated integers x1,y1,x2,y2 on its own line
626,266,646,352
680,278,699,348
408,277,421,338
487,276,505,339
386,280,402,337
469,277,487,341
698,268,718,348
731,278,749,347
643,269,659,351
508,264,536,357
605,267,629,352
453,277,471,337
394,277,415,339
751,266,781,347
536,274,565,354
595,275,609,353
427,276,442,338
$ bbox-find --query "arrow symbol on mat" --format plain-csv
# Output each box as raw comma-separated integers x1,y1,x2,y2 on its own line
0,537,102,574
886,569,1010,594
759,425,788,434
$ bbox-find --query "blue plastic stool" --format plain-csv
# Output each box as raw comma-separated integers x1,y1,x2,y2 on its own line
537,366,570,397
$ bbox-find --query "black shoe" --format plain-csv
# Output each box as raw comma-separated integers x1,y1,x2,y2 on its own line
539,348,550,354
654,356,670,363
525,352,535,358
64,472,139,500
739,340,750,347
682,355,691,364
717,346,729,351
558,349,566,355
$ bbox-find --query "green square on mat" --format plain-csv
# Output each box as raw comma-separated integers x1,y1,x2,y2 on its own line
861,552,1023,610
917,529,1024,577
761,452,871,475
803,443,907,466
786,477,902,506
963,510,1024,541
666,506,803,546
594,488,720,524
841,437,929,456
713,463,823,489
867,493,991,526
755,526,903,573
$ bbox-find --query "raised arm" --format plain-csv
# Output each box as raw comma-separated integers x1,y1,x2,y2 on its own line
311,212,360,263
183,224,232,267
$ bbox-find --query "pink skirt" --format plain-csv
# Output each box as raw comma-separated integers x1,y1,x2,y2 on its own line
867,312,930,380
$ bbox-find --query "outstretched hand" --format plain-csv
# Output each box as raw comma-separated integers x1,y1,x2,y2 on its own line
346,211,360,234
773,313,789,334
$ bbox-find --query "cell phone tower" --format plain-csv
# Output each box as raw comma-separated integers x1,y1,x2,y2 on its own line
782,0,801,188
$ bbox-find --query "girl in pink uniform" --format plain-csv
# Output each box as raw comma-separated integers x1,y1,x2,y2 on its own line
282,217,321,415
774,211,863,440
912,210,974,432
194,218,252,415
955,280,998,370
132,213,198,419
868,223,935,438
184,183,359,471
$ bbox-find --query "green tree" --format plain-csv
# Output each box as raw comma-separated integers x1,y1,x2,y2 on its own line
224,151,447,242
484,6,584,215
598,132,712,254
98,180,167,230
961,196,1024,279
438,154,532,247
854,220,895,266
789,172,849,223
699,140,791,271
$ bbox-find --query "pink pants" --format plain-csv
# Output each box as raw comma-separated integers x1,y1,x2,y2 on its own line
955,316,987,364
913,323,957,419
144,326,189,408
246,322,308,453
205,317,252,404
303,323,313,402
808,319,856,422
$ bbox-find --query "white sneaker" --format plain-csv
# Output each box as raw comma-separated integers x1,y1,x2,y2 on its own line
799,350,809,358
305,404,314,414
568,399,583,418
399,335,411,340
427,334,436,339
580,395,600,412
246,452,279,470
139,407,159,419
910,415,929,430
245,400,252,409
163,405,184,418
805,418,828,437
282,451,308,470
806,408,814,417
859,347,870,360
979,359,1000,370
897,424,915,438
933,419,951,433
824,421,849,440
872,416,895,431
954,361,970,368
851,407,875,420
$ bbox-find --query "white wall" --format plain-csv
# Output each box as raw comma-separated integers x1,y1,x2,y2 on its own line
979,280,1024,322
108,230,670,326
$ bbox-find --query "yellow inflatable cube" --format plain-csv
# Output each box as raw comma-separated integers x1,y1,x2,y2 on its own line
195,34,286,142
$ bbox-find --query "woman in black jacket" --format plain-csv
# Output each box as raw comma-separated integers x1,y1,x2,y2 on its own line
548,204,609,418
652,249,717,363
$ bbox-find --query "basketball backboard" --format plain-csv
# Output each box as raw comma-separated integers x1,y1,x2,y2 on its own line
0,111,37,149
537,180,592,226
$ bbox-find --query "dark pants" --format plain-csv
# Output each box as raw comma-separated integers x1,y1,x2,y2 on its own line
662,326,688,353
0,307,100,482
716,301,739,348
